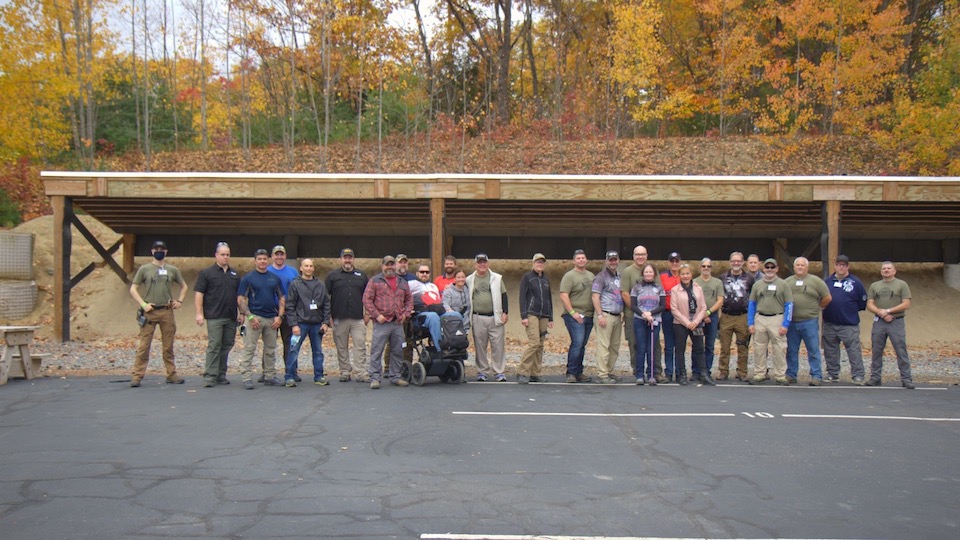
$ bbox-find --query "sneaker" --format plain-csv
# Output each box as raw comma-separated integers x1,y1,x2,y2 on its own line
656,375,668,384
529,375,543,383
355,374,370,383
865,379,882,386
735,375,746,381
647,377,658,386
566,374,577,383
243,380,255,390
391,379,409,387
786,376,797,384
495,373,507,382
902,381,916,390
749,375,766,385
690,373,701,382
257,375,265,383
809,378,822,386
314,377,329,386
216,377,231,385
370,380,381,389
477,372,488,382
293,375,303,382
339,374,351,382
852,376,865,386
825,375,840,383
166,375,185,384
285,379,297,387
130,378,141,388
203,380,216,388
716,374,729,381
517,375,530,384
602,376,619,384
263,377,282,386
635,377,645,385
775,377,790,385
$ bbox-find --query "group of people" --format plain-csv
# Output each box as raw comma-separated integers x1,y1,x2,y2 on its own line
129,242,916,390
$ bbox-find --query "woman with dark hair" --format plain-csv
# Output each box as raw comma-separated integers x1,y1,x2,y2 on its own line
630,264,665,385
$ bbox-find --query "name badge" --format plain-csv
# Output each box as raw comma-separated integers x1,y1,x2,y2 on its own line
158,268,168,276
309,302,318,310
795,280,803,286
833,281,842,288
767,284,777,291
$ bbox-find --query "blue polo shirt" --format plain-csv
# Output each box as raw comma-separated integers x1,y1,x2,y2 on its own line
239,270,283,318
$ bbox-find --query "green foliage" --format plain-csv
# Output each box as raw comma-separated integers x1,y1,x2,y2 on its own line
0,187,20,228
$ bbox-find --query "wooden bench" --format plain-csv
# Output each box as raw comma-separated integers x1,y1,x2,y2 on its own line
1,325,41,385
8,351,50,379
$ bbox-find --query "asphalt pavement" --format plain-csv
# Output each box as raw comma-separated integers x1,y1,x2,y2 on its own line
1,375,958,539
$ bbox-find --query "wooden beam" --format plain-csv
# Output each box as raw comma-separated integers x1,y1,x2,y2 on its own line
69,214,129,285
824,201,841,277
51,196,72,342
122,233,135,273
430,198,445,276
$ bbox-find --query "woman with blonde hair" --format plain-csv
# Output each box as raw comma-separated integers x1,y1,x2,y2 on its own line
671,263,715,385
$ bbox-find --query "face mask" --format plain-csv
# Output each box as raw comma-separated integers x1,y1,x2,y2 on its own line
153,251,166,261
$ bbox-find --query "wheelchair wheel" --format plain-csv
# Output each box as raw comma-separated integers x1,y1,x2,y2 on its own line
445,360,464,384
410,362,427,386
401,360,412,382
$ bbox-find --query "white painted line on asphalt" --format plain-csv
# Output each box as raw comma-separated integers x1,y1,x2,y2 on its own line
422,534,855,540
783,414,960,422
452,411,736,418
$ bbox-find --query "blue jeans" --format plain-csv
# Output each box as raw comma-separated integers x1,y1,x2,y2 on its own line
661,310,676,377
786,317,823,380
286,323,325,382
633,318,660,379
693,314,720,375
562,313,594,375
415,312,443,351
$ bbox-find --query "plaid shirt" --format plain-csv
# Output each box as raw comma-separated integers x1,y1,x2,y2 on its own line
363,273,413,322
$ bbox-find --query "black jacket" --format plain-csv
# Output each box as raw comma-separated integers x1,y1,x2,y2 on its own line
285,277,331,327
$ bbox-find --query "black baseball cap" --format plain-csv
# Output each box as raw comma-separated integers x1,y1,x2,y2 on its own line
340,248,355,257
151,240,167,250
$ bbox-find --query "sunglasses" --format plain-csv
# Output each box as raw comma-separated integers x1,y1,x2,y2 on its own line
701,265,712,268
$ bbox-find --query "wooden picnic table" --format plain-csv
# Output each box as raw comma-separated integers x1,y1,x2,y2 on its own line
1,326,42,385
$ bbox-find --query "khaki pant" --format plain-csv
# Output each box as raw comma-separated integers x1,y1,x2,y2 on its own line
239,315,279,382
133,308,178,380
518,316,549,377
593,313,622,378
753,314,786,378
333,318,368,378
718,313,749,378
472,314,506,376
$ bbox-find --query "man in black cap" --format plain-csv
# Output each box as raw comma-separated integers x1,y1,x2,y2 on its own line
660,251,683,381
326,248,370,382
128,240,188,387
592,250,624,383
822,255,868,384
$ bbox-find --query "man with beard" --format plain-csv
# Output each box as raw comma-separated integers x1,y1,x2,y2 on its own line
434,255,458,292
717,252,755,381
326,248,369,382
363,255,414,389
237,249,285,389
747,258,794,385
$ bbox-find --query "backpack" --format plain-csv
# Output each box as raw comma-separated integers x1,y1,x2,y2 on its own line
439,313,469,351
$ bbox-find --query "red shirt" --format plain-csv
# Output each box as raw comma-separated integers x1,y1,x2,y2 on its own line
434,275,456,293
661,271,680,310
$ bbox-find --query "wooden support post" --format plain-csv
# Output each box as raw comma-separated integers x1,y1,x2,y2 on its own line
122,233,135,273
52,196,73,342
824,201,841,277
430,198,445,276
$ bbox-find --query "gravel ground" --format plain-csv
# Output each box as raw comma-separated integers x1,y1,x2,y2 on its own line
24,334,960,385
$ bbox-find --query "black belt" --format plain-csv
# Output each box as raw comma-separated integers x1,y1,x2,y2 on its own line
151,305,169,310
475,312,494,316
759,312,783,316
603,310,622,316
723,310,746,316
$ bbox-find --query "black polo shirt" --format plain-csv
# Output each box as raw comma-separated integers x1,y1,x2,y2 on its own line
325,267,369,319
194,263,241,319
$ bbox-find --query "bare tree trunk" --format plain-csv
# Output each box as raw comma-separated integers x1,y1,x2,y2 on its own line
131,0,141,151
199,0,208,150
142,0,152,170
412,0,433,152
